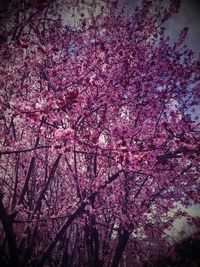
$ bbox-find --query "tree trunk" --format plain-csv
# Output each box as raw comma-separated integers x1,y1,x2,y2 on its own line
111,227,131,267
0,194,20,266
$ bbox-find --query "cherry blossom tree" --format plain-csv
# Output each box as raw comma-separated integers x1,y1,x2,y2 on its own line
0,0,200,266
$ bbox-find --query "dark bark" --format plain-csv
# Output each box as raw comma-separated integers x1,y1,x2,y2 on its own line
59,238,69,267
22,226,37,266
93,227,100,267
31,154,61,218
38,171,122,267
111,226,132,267
38,203,87,267
12,152,20,210
18,156,35,205
0,193,20,266
84,223,100,267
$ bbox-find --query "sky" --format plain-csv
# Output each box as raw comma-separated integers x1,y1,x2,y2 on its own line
165,0,200,57
124,0,200,56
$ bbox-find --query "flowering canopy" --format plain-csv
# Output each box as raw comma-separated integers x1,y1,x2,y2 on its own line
0,0,200,266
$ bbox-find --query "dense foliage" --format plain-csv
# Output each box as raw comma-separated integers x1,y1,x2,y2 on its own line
0,0,200,266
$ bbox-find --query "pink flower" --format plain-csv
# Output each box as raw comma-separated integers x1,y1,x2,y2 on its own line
54,128,74,141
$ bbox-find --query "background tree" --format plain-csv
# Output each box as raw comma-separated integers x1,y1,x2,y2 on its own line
0,0,200,266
